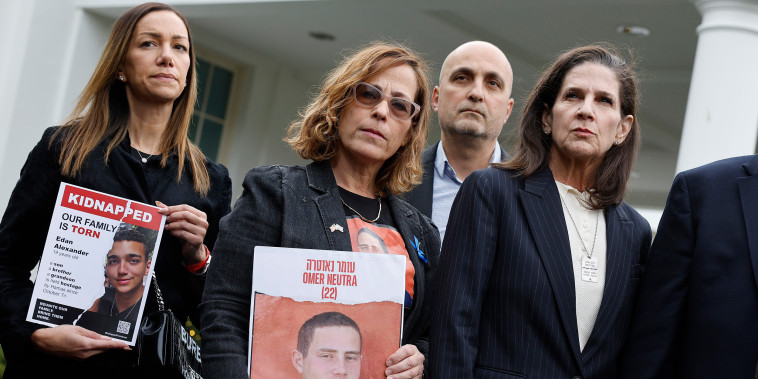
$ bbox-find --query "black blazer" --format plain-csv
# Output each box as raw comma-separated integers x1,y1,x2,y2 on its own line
620,155,758,378
429,167,651,379
0,127,231,378
200,161,440,377
404,142,509,217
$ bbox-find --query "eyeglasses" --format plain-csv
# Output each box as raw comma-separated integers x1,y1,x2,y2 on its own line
351,82,420,121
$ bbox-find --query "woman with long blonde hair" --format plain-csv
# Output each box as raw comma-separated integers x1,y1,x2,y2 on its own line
0,3,231,377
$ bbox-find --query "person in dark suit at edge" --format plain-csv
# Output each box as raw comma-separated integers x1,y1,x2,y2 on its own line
620,153,758,378
405,41,514,242
430,44,651,378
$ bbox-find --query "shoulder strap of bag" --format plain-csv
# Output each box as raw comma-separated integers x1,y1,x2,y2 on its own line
150,271,165,312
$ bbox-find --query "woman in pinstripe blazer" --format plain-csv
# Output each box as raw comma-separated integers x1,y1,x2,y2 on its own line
429,44,651,379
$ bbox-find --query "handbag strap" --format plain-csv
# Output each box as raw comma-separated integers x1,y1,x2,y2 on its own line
151,271,165,312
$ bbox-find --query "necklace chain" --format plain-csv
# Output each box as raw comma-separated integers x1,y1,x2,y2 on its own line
560,194,599,258
110,298,138,319
340,196,381,223
133,147,153,164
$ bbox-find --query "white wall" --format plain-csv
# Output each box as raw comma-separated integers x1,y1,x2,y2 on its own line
0,0,315,212
58,11,114,121
191,24,315,202
0,0,35,170
0,0,86,213
218,63,315,201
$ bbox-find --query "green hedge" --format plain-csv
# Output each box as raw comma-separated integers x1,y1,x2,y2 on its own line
1,344,6,378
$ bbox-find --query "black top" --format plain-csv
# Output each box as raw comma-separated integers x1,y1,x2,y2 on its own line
0,126,232,378
76,288,142,341
338,187,390,225
339,187,416,307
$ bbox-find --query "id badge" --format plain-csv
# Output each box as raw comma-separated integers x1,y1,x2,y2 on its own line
581,255,599,283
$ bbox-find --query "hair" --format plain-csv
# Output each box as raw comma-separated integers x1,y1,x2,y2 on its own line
357,227,389,254
112,225,153,261
51,2,211,195
285,41,431,197
498,43,641,209
297,312,362,356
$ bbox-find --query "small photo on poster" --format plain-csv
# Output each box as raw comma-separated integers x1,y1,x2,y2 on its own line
249,247,406,379
73,223,159,340
251,295,401,379
26,183,165,345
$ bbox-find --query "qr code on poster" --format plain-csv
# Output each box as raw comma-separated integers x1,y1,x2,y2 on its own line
117,320,131,334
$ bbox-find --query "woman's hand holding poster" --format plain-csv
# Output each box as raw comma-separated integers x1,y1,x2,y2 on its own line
250,246,406,379
26,183,165,345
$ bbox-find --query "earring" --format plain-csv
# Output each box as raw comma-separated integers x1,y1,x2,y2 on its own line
118,75,124,81
543,129,549,134
615,141,620,145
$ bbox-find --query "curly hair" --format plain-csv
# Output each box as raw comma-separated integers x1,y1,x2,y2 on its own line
112,224,153,261
285,41,431,197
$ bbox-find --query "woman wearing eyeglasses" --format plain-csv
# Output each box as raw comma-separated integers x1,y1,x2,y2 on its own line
200,42,438,379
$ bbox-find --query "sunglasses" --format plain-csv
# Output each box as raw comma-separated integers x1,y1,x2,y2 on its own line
351,82,420,121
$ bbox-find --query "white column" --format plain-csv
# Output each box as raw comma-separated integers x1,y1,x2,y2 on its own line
677,0,758,173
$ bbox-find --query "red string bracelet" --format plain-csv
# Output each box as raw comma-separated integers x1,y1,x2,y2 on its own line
185,244,210,273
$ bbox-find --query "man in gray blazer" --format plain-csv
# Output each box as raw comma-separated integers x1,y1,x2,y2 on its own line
405,41,514,242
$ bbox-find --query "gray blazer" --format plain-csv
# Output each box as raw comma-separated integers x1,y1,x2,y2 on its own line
200,160,440,378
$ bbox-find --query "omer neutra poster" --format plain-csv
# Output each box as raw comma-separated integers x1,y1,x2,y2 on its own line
26,183,165,345
249,246,406,379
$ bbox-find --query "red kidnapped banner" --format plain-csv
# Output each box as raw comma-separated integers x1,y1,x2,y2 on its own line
60,185,162,230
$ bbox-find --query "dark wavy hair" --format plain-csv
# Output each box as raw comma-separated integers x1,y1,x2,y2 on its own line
112,225,153,261
498,43,640,209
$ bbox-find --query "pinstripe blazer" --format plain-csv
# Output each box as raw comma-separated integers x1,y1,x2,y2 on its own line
429,166,651,379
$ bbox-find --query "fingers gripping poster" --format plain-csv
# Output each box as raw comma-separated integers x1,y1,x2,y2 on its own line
26,183,165,345
249,247,406,379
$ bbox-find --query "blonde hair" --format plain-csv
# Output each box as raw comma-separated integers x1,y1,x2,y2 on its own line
52,2,211,195
286,42,431,197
